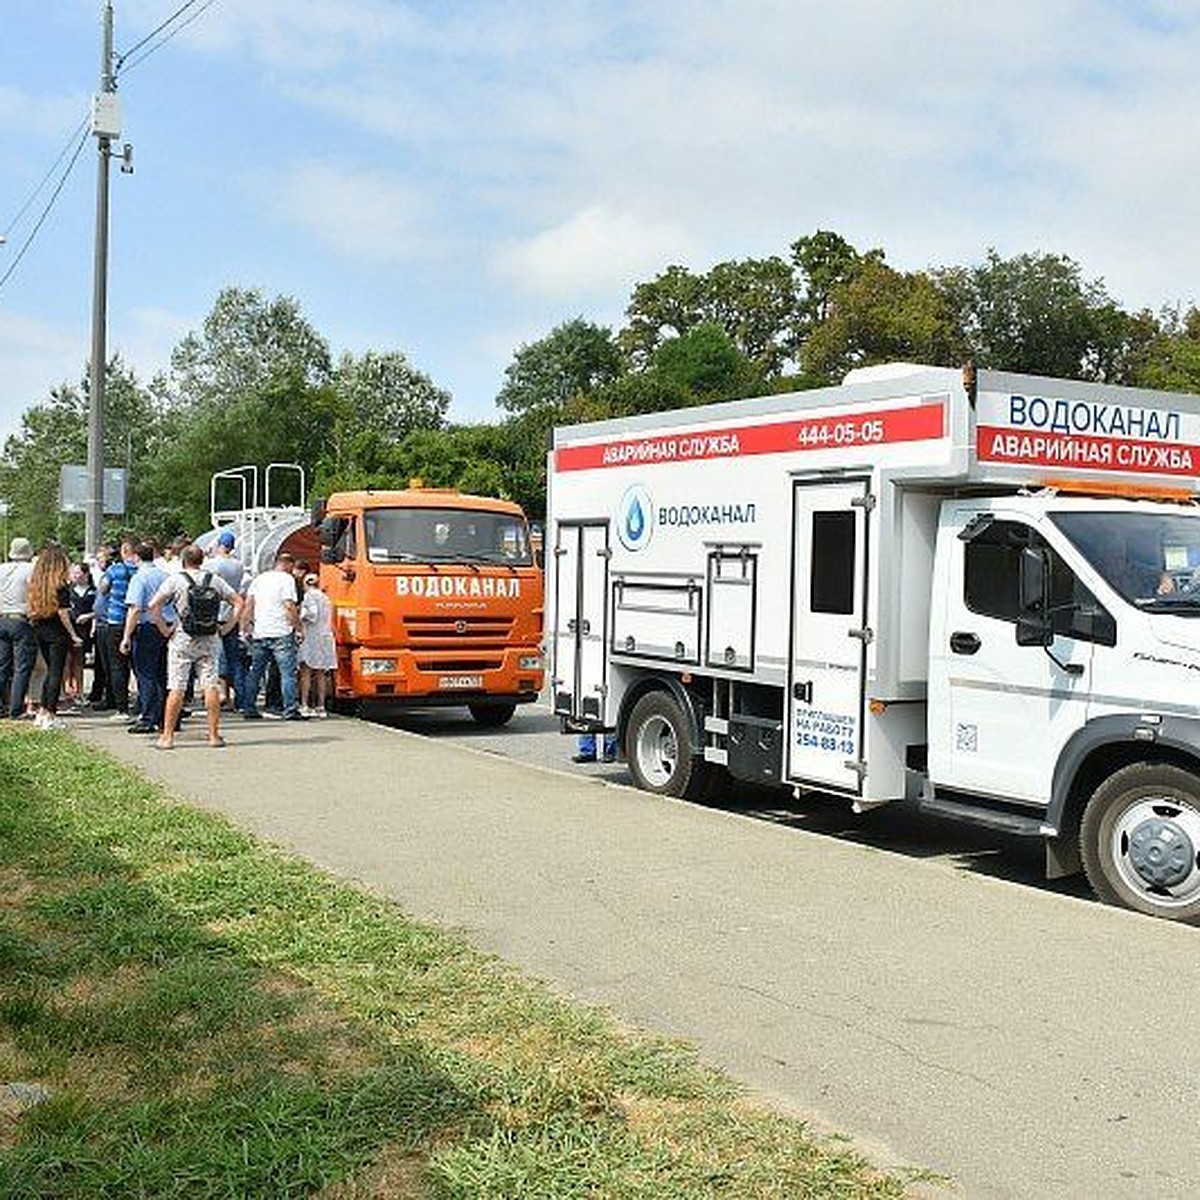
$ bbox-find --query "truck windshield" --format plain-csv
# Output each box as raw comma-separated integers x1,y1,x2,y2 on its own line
362,507,533,566
1052,510,1200,610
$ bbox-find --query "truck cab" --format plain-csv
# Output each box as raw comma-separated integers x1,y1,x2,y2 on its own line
316,489,545,724
927,494,1200,918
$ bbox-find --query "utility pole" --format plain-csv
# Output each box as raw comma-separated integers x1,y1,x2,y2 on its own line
86,2,118,558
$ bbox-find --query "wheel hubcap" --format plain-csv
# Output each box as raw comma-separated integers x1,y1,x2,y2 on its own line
1113,797,1200,905
1128,817,1195,890
635,715,677,788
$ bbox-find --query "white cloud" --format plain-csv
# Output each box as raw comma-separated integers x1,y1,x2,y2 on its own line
492,205,696,300
255,160,437,265
111,306,193,385
0,84,87,141
0,309,84,444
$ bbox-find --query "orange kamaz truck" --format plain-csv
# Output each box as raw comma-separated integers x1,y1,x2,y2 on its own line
206,465,544,724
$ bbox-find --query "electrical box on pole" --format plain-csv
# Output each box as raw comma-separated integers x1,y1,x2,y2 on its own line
90,93,121,138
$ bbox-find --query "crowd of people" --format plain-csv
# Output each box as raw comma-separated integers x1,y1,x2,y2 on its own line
0,531,337,748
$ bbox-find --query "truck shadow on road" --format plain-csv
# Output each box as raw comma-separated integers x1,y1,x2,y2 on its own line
711,782,1096,904
368,705,1097,908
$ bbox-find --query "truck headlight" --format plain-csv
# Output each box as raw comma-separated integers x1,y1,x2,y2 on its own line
519,654,543,671
360,658,395,675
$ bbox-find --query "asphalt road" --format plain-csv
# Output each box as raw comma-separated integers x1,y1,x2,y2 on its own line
73,701,1199,1199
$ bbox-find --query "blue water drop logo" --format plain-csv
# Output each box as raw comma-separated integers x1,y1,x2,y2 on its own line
626,499,644,541
617,485,653,551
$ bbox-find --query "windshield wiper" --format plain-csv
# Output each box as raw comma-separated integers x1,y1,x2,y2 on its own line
1138,594,1200,613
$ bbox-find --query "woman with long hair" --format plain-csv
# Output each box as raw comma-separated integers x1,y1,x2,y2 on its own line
28,543,82,729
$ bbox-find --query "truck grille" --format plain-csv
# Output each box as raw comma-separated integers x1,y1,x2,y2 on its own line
415,658,504,672
403,615,515,646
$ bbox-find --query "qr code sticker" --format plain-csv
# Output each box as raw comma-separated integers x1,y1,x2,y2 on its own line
955,723,978,754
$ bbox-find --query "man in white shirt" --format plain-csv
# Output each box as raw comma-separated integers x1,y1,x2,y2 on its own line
240,551,307,721
0,536,36,719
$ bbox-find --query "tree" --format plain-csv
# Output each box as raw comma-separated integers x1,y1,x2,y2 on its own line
802,259,966,381
497,319,622,415
332,350,450,437
649,323,764,401
621,258,796,377
1129,306,1200,392
319,350,450,484
0,356,160,548
936,250,1124,380
792,230,885,333
168,287,331,408
146,288,339,532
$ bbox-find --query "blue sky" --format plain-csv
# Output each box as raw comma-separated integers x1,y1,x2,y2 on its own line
3,0,1200,448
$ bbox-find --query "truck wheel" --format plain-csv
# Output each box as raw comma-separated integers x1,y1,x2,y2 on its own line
626,691,713,800
1081,763,1200,923
468,702,516,728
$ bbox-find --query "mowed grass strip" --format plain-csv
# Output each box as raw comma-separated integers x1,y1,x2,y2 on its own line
0,729,922,1198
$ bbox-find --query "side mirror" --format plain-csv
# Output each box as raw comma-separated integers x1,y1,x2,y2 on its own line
1016,546,1053,647
318,515,344,549
310,497,327,527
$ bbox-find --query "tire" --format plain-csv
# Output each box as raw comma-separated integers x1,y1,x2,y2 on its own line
468,702,516,728
1081,763,1200,923
626,691,715,801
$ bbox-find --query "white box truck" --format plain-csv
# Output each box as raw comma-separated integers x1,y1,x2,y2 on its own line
547,363,1200,922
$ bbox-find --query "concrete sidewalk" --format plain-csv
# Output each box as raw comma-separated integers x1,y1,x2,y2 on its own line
73,710,1200,1199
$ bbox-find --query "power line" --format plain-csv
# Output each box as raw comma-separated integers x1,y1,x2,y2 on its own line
2,113,90,241
0,3,222,295
115,0,220,78
0,122,91,294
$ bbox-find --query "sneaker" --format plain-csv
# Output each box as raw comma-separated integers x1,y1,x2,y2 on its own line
43,717,66,731
108,710,131,721
127,721,158,735
241,709,263,721
571,752,597,763
314,708,328,719
262,709,284,720
282,710,309,721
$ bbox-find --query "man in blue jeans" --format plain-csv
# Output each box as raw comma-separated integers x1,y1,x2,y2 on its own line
574,731,618,763
119,542,170,733
0,536,37,719
239,551,307,721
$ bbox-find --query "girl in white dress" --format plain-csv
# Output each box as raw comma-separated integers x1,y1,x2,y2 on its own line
298,574,336,716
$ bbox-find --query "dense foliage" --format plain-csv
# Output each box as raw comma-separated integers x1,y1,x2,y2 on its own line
4,232,1200,544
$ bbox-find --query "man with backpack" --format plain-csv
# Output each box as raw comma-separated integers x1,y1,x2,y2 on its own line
149,543,243,750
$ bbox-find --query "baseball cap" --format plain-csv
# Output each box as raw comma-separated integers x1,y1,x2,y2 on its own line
217,529,236,549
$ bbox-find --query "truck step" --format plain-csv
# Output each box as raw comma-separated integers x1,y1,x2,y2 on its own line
919,793,1050,838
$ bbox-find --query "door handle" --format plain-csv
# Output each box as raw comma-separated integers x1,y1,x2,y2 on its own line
950,631,981,655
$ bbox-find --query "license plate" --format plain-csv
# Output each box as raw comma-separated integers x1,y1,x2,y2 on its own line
438,674,483,690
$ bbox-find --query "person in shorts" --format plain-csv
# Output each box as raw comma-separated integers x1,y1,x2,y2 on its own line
149,544,243,750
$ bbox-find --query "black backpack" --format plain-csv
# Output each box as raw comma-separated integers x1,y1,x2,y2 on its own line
181,571,222,636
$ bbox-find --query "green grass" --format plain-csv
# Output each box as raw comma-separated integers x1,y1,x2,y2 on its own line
0,727,929,1198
